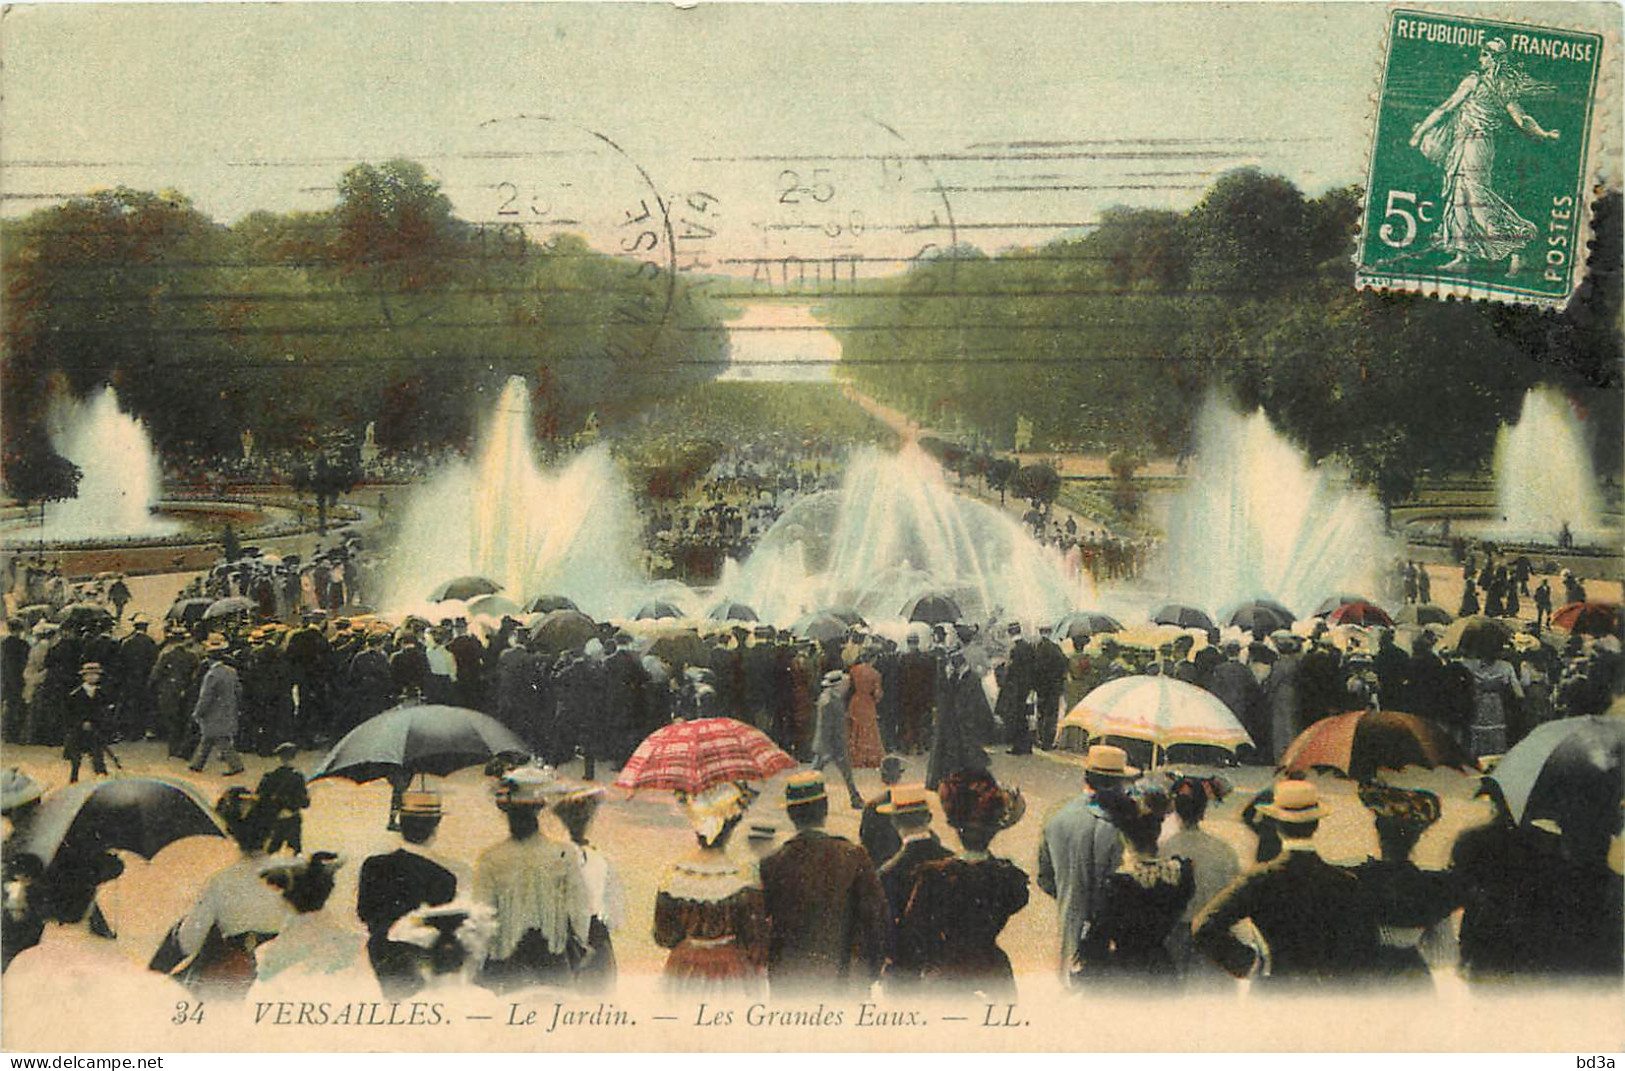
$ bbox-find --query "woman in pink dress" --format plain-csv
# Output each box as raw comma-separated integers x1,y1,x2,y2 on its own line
846,651,886,768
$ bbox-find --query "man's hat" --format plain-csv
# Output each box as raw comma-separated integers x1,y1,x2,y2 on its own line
875,783,932,818
400,788,444,818
1082,744,1141,780
204,633,230,653
0,768,44,813
1257,779,1330,823
821,670,846,687
273,741,299,759
753,624,775,637
784,771,827,809
1007,622,1022,636
78,662,103,675
130,613,151,628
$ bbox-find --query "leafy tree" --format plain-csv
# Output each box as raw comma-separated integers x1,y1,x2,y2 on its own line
292,443,362,535
1011,463,1060,510
2,446,82,529
1183,168,1310,293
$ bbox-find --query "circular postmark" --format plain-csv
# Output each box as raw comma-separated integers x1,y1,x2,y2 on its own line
675,116,960,387
469,113,680,367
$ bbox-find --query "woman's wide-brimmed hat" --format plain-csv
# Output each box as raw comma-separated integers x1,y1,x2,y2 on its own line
937,770,1025,831
493,764,566,809
552,785,606,827
1257,779,1330,823
1357,782,1441,834
681,780,758,844
1082,744,1141,780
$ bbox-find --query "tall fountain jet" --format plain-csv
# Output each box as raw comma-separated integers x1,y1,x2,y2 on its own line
42,386,173,541
725,442,1086,626
383,376,644,619
1159,397,1393,620
1494,386,1607,545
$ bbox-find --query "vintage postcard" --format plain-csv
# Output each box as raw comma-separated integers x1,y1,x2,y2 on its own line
0,1,1621,1058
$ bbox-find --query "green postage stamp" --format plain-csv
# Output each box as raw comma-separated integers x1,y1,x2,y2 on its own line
1357,9,1607,307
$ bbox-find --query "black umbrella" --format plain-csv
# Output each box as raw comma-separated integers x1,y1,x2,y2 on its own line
1054,611,1123,643
166,598,213,624
1224,599,1295,632
1394,603,1454,627
527,609,598,654
21,777,225,866
792,612,849,644
822,608,868,628
57,604,113,630
203,596,255,621
429,575,503,602
1489,715,1625,848
648,630,708,667
309,703,531,784
1151,604,1215,631
706,601,760,623
523,594,580,614
902,593,962,625
634,601,684,621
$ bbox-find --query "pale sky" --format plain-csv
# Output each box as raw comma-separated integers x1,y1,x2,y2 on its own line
3,2,1618,275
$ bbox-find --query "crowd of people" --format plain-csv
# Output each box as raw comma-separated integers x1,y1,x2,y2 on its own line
4,735,1618,1004
640,443,842,582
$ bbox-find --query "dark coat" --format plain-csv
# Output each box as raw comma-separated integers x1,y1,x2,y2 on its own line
758,828,888,993
896,650,936,751
357,847,460,998
859,793,903,867
1207,659,1262,734
601,650,648,763
926,664,990,790
877,834,954,984
63,682,112,761
390,645,430,700
1193,847,1379,986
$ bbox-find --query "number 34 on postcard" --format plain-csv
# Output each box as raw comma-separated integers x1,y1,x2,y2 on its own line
1356,8,1607,307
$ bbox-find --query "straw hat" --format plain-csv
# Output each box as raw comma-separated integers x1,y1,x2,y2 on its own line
1257,779,1330,823
875,783,932,817
784,771,828,810
1082,744,1141,780
204,634,230,653
400,788,444,818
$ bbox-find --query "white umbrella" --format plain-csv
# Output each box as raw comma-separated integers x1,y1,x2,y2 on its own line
1061,675,1252,755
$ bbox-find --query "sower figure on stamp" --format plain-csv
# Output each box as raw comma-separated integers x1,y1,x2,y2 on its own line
1410,37,1560,275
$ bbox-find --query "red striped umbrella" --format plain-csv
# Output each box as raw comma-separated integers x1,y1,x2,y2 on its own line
615,717,796,795
1280,709,1476,782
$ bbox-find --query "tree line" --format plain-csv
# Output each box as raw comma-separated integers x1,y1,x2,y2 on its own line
2,159,727,500
829,169,1622,506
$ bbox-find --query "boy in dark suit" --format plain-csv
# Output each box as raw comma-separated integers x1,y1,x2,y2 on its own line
254,742,310,854
875,783,951,991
